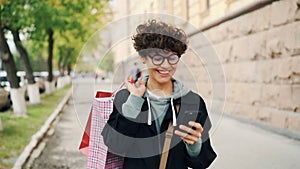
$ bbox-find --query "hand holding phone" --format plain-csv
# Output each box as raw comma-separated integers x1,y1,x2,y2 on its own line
175,111,203,145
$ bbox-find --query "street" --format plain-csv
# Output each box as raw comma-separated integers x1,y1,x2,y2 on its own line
27,77,300,169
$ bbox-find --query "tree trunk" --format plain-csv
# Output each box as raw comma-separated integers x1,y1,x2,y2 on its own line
62,48,72,75
10,88,27,117
57,48,73,89
67,64,71,76
11,29,35,84
12,29,41,104
0,27,19,88
59,62,64,76
0,25,27,116
58,53,64,76
47,28,54,82
58,48,71,76
0,117,3,131
46,28,54,94
27,83,41,104
45,81,55,94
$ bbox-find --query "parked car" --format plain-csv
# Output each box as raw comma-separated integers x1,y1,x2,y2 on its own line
0,87,11,112
33,72,46,93
0,71,9,91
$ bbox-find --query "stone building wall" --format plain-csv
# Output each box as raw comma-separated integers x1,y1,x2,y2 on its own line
177,0,300,133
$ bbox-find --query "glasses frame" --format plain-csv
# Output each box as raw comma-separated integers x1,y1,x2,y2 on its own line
147,53,181,66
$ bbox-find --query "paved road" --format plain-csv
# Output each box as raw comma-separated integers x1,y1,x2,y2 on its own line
28,77,300,169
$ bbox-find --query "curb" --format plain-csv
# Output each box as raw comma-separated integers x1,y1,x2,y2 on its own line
12,89,72,169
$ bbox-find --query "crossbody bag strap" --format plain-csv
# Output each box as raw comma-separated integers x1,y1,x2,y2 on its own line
159,122,173,169
159,105,180,169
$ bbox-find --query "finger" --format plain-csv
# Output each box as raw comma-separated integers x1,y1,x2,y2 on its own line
126,83,136,92
179,125,194,135
188,121,203,133
175,130,199,142
174,129,189,138
179,125,201,138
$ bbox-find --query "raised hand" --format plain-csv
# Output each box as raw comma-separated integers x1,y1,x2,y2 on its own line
127,78,146,97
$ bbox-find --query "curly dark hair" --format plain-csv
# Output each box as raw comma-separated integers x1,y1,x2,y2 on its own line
132,19,188,57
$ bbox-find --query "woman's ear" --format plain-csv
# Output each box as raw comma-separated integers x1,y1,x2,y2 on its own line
140,56,146,64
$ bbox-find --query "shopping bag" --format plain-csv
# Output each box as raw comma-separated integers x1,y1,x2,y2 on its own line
79,84,124,169
79,91,113,157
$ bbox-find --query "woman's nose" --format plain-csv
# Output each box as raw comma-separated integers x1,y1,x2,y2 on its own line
160,58,171,68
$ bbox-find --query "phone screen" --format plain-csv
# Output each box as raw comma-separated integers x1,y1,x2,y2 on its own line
179,111,199,127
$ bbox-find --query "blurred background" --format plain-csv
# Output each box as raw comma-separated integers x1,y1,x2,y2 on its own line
0,0,300,169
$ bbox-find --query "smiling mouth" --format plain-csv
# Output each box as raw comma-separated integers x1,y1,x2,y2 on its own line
157,70,171,75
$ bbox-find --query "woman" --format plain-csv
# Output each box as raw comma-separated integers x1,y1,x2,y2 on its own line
102,19,216,169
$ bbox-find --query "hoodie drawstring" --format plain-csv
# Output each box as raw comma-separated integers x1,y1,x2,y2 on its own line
171,97,177,126
147,97,152,125
146,97,177,126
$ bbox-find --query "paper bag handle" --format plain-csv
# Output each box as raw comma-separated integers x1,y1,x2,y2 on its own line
112,81,126,97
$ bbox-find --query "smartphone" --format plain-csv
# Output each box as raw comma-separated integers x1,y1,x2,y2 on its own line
178,111,199,127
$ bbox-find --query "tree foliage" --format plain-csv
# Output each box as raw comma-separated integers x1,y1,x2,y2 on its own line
28,0,110,77
1,0,111,80
99,51,114,72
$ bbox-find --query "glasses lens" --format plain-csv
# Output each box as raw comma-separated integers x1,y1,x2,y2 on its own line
168,55,179,64
152,55,164,65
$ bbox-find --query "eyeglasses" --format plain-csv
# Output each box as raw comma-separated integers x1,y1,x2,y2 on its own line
147,53,180,66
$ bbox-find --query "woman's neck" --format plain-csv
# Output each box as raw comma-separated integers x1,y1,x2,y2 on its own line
147,79,173,97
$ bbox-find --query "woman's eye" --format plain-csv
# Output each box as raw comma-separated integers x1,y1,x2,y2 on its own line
169,55,178,61
153,56,163,61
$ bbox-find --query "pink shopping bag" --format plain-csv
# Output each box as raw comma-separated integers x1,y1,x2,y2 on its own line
79,85,124,169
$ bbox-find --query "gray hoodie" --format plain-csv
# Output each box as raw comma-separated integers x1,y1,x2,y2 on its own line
122,75,202,157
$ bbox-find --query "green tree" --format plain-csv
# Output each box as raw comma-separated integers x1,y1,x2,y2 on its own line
1,0,41,104
29,0,109,92
99,51,114,72
0,19,27,116
2,0,35,84
54,0,110,76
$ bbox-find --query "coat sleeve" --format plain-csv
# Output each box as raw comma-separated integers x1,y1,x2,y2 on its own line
101,89,141,155
185,95,217,169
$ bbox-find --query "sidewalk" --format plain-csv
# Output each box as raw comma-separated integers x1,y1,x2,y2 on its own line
27,79,300,169
209,113,300,169
29,98,87,169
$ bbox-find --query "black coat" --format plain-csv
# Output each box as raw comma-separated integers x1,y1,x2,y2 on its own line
101,89,217,169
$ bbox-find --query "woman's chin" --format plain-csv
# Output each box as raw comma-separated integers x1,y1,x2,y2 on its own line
155,73,172,83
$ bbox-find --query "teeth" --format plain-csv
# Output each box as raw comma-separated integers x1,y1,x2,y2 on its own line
158,70,169,74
